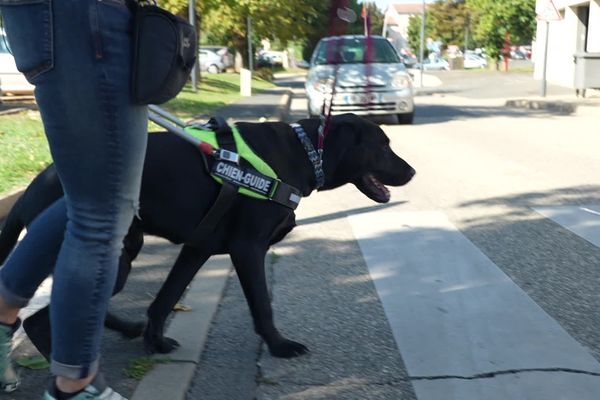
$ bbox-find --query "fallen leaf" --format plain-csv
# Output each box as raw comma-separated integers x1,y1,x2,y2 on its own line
173,303,192,312
15,355,50,370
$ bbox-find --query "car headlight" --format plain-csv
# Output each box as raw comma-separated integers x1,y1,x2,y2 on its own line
311,76,334,93
392,74,412,89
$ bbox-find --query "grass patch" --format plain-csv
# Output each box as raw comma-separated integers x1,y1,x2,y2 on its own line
0,110,51,195
162,73,274,119
124,356,171,380
0,73,275,196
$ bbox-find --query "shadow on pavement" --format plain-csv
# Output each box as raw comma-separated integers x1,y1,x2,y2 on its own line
414,103,572,125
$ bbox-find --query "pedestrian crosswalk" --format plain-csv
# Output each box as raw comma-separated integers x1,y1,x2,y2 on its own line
6,203,600,399
349,209,600,400
534,205,600,248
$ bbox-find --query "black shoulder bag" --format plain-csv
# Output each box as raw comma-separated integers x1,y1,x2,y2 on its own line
128,0,197,105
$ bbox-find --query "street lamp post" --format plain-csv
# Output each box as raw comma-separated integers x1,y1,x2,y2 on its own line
188,0,199,92
419,0,425,88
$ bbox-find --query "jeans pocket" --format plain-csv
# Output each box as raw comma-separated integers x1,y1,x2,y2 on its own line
90,0,132,60
0,0,53,84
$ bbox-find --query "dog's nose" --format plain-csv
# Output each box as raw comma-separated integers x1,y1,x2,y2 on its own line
408,167,416,178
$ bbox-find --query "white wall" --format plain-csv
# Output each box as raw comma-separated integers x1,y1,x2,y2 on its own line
534,0,600,88
587,0,600,52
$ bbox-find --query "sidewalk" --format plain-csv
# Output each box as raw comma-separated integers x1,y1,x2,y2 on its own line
0,81,293,400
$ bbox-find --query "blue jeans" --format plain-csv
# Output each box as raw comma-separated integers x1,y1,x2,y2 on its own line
0,0,147,379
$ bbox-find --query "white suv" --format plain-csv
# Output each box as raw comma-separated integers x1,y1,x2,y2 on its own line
306,35,415,124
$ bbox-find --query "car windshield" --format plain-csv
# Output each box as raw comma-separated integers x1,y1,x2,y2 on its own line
312,37,401,65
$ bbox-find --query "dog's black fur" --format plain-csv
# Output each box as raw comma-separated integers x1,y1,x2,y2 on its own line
0,114,415,359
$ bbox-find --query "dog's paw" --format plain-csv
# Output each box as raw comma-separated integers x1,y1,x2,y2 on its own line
144,336,180,354
268,339,309,358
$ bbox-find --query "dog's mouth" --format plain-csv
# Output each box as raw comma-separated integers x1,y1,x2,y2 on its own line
355,174,391,203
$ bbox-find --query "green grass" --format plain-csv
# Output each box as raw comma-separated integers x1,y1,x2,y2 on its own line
0,110,51,195
124,356,171,380
162,73,274,119
0,73,275,196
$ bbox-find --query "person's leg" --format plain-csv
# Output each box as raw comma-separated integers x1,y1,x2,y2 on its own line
0,0,147,396
40,0,147,390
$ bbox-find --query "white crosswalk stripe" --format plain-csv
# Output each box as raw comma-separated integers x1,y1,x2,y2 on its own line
534,204,600,248
349,211,600,400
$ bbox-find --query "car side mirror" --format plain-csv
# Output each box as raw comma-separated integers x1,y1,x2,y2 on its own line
296,60,310,69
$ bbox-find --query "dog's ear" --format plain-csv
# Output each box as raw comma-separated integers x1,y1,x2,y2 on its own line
329,114,363,145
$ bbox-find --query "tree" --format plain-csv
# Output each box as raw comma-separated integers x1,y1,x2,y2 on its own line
428,0,470,49
204,0,339,66
467,0,536,60
407,1,474,55
156,1,386,67
407,13,433,56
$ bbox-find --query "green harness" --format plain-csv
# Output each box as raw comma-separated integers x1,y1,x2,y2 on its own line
183,124,300,209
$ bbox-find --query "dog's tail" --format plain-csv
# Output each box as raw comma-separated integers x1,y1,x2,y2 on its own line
0,197,25,265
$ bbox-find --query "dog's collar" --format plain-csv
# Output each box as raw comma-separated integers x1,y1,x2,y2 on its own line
291,123,324,188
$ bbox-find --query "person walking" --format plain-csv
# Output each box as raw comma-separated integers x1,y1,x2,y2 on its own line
0,0,147,398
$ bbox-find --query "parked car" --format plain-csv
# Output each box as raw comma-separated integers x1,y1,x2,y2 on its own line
400,53,419,69
463,53,487,69
199,48,225,74
200,46,234,70
0,33,34,96
422,55,450,71
306,35,415,124
257,50,285,67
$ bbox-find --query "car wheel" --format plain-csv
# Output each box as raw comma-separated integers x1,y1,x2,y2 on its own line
207,64,219,74
397,111,414,125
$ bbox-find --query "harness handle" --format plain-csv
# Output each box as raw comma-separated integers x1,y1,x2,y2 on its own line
148,106,240,164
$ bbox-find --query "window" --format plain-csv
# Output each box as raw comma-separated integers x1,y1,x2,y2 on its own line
313,37,402,65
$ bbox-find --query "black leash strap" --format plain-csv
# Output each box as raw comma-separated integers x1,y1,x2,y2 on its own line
291,123,324,188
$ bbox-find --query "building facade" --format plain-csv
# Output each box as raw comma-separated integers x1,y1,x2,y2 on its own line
382,3,426,54
534,0,600,89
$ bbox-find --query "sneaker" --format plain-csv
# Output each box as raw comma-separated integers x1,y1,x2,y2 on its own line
43,373,126,400
0,318,20,393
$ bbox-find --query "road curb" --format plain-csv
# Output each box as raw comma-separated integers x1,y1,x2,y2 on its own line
131,256,232,400
505,99,577,115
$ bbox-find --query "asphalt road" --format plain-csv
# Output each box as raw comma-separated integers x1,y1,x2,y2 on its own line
5,70,600,399
187,72,600,399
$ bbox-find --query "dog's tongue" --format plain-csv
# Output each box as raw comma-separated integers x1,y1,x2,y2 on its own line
360,174,390,203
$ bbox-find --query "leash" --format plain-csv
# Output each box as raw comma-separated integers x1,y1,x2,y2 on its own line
148,105,240,164
314,1,375,183
290,123,324,188
317,1,353,166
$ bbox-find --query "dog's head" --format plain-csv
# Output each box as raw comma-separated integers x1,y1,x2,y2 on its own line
316,114,415,203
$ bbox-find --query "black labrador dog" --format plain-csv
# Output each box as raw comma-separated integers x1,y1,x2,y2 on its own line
0,113,415,359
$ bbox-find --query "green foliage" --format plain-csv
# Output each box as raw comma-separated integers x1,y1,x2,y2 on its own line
428,0,471,48
407,14,433,56
406,0,535,60
166,0,381,65
0,74,274,195
407,1,475,54
468,0,536,59
15,355,50,370
0,109,51,195
124,356,171,380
